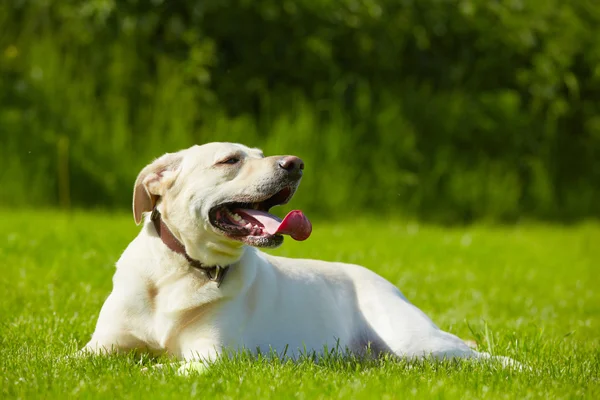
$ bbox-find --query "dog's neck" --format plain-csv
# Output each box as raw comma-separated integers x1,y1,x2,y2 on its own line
151,209,229,287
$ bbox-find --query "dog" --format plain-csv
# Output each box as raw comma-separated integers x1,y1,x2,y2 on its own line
82,142,517,372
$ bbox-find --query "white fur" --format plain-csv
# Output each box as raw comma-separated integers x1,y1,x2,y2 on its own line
83,142,518,370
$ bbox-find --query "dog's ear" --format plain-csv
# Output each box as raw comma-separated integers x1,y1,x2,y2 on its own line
133,153,183,225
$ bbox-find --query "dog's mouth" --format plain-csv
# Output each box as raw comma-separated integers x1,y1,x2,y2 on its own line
209,186,312,247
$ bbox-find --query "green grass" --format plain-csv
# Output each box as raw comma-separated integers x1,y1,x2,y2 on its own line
1,210,599,399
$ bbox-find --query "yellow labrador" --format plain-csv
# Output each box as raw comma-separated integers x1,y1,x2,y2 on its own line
82,142,517,372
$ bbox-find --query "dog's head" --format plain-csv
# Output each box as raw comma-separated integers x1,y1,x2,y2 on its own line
132,142,312,266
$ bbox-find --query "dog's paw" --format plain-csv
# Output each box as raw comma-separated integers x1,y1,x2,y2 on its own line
176,361,210,376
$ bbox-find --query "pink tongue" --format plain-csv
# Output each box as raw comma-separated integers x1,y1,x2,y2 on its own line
234,209,312,241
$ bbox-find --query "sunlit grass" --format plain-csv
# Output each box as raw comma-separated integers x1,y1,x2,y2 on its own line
1,210,599,398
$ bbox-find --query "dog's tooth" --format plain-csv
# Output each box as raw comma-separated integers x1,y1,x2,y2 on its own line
231,213,242,222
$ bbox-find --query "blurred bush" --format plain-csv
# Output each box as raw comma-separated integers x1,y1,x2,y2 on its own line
1,0,599,222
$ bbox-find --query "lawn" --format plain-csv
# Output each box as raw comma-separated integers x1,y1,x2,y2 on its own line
1,210,598,399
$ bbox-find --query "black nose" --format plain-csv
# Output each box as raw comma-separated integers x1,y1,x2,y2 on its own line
278,156,304,176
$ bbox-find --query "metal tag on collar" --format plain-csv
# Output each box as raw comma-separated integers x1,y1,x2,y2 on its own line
208,266,228,288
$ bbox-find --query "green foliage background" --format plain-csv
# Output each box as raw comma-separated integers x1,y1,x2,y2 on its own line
1,0,599,222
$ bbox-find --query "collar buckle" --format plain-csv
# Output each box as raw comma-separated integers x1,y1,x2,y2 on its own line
206,265,228,288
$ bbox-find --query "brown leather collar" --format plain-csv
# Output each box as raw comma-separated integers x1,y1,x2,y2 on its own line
151,209,229,287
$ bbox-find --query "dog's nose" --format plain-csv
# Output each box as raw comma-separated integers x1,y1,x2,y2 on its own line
278,156,304,176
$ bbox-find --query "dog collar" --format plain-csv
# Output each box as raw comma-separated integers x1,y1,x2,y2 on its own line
151,209,229,287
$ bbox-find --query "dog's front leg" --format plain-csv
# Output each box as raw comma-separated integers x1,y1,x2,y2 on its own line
79,334,145,356
79,291,149,356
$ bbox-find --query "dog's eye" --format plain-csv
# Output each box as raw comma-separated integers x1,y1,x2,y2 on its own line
218,157,240,165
